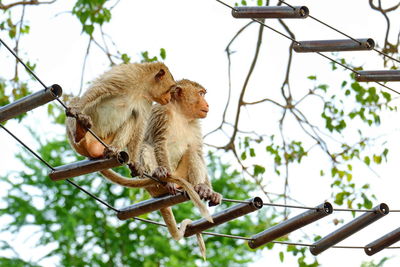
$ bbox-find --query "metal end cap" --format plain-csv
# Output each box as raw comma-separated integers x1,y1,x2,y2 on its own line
299,6,309,17
50,84,63,97
117,151,130,164
323,202,333,214
252,196,264,209
364,246,374,256
377,203,389,215
366,38,375,49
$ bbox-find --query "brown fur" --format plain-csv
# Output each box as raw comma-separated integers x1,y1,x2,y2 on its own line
100,80,222,259
66,62,175,170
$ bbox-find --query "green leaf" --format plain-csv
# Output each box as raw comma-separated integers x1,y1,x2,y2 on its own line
121,53,131,63
249,148,256,157
253,164,265,176
307,75,317,80
160,48,166,60
279,251,284,262
83,24,94,35
373,155,382,164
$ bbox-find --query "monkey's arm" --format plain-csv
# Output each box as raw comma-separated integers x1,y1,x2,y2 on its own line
150,107,173,174
79,82,126,113
188,144,222,206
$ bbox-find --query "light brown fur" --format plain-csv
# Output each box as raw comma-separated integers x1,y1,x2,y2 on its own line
66,62,175,172
100,80,222,259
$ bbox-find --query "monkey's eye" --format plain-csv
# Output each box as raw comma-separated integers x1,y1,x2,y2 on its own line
199,91,206,97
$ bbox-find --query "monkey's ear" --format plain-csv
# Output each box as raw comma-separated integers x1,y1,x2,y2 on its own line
172,86,183,98
155,69,166,81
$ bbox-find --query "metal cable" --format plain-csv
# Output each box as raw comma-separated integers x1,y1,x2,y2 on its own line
222,198,400,212
214,1,400,95
65,179,120,212
1,7,400,251
278,0,400,65
0,38,48,89
132,216,400,249
0,37,110,150
0,123,119,211
0,124,55,170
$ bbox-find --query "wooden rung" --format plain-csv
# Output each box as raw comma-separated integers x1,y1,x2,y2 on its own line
293,39,374,53
0,84,62,123
49,151,129,181
184,197,263,237
248,202,333,249
355,70,400,82
365,226,400,256
310,203,389,256
232,6,309,19
117,193,189,220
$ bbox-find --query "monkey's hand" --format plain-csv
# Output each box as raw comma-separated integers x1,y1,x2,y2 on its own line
208,191,222,207
152,166,170,180
165,182,178,195
194,183,212,201
66,107,92,130
152,167,178,195
128,162,144,178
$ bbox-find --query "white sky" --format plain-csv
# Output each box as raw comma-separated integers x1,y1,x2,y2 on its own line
1,0,400,266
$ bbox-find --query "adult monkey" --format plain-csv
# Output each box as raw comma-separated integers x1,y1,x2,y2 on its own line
101,79,222,258
66,62,175,175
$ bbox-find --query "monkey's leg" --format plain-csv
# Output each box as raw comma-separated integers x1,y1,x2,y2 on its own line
65,106,93,143
125,117,147,176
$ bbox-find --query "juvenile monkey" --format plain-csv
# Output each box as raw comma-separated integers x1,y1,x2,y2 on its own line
66,62,175,174
101,79,222,259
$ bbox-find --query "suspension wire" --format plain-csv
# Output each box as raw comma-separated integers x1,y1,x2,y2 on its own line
0,38,48,89
0,36,125,210
0,123,120,211
1,123,400,249
65,179,120,212
0,124,54,170
1,8,400,251
222,198,400,212
214,0,400,95
278,0,400,65
133,216,400,249
0,37,110,150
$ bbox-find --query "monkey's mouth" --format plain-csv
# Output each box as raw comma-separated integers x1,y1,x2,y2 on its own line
200,109,209,114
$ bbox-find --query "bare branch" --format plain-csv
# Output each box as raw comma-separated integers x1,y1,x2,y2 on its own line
225,22,265,149
78,37,92,96
204,21,254,139
0,0,56,10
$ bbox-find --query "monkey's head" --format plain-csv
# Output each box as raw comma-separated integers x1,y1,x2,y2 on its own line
172,79,209,120
146,62,176,105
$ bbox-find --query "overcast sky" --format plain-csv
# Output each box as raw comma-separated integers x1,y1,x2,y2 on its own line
1,0,400,266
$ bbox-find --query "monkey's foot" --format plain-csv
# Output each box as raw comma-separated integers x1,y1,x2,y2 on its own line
66,107,92,129
165,182,178,195
103,146,119,159
208,192,222,207
152,166,170,180
194,183,212,201
128,162,144,178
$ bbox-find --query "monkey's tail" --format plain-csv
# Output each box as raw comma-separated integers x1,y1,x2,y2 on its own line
168,175,213,223
101,169,213,223
178,219,207,261
100,169,156,188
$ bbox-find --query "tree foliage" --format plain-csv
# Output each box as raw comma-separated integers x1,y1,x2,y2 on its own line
0,0,399,266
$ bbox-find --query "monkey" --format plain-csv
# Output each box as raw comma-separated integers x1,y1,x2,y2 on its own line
100,79,222,259
65,62,175,175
